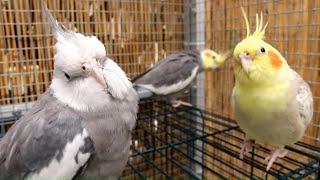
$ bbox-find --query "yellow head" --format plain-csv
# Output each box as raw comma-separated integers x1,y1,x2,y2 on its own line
201,49,231,70
233,8,289,85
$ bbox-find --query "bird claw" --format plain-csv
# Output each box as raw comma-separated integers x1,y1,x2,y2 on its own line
265,149,288,171
240,139,254,159
170,100,192,108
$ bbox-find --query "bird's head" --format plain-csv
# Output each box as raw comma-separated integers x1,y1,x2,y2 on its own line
44,8,133,111
233,8,289,85
200,49,231,70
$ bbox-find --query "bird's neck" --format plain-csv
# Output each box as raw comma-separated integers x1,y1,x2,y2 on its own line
197,58,206,72
235,63,292,88
50,77,110,112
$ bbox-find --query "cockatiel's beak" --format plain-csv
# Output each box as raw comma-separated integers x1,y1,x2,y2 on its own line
201,49,233,70
216,50,233,65
239,53,251,73
91,68,107,87
83,62,107,87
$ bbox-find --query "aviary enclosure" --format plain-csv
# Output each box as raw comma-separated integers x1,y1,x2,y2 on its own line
0,0,319,179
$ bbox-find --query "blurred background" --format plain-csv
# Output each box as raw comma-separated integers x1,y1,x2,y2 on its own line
0,0,319,179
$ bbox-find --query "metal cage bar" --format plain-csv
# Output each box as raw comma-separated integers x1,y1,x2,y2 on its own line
0,1,319,179
122,99,320,179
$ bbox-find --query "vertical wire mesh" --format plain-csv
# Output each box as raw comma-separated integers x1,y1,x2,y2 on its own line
202,0,320,178
0,0,319,179
0,0,185,134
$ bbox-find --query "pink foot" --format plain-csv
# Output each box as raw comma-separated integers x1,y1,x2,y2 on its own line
171,100,192,108
240,139,254,159
265,148,288,171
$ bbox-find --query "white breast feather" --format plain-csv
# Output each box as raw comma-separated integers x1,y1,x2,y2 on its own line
51,77,111,112
139,66,199,95
27,129,91,180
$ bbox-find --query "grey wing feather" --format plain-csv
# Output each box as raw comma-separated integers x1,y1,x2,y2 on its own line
295,80,313,127
0,91,94,179
133,50,200,93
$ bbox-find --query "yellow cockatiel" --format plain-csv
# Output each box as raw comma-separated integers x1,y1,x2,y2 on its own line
232,8,313,171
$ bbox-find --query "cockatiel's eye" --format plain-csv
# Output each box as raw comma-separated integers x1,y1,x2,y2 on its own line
257,47,266,56
212,56,216,60
81,65,86,71
64,72,71,80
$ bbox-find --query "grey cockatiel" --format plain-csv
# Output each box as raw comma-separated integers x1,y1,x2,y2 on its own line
0,8,138,179
133,50,230,107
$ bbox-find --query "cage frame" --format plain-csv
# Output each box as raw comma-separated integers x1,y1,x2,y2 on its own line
0,0,319,179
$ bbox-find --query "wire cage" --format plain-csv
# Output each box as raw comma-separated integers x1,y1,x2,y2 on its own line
0,0,319,179
122,99,320,179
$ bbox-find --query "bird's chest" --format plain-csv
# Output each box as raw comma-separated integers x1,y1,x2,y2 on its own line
80,106,135,159
235,84,288,119
234,83,297,145
234,84,288,136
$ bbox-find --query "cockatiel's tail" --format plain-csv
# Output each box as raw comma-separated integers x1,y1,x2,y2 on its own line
200,49,232,70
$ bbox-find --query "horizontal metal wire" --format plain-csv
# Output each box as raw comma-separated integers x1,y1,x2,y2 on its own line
1,1,319,179
1,99,319,178
121,100,320,179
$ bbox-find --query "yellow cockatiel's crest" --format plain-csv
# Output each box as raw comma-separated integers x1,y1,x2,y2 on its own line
241,7,268,40
233,7,290,85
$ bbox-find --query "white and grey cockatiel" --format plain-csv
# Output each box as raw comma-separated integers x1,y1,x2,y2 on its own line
232,8,313,171
133,50,231,107
0,8,138,179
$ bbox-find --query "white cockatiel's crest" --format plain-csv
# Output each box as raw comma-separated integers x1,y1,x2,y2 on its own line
54,32,106,75
45,8,133,112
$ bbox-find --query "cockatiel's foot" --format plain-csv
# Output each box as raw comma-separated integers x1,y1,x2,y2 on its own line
170,100,192,108
240,139,254,159
265,148,288,171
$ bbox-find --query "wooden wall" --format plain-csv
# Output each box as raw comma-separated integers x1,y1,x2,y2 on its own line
204,0,320,178
0,0,319,178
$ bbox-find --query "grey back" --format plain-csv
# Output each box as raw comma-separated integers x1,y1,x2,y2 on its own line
133,50,201,88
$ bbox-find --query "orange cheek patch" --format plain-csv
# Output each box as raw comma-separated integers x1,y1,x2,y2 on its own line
205,52,211,58
268,51,282,69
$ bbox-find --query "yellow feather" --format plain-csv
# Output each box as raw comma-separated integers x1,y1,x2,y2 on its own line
241,7,250,37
